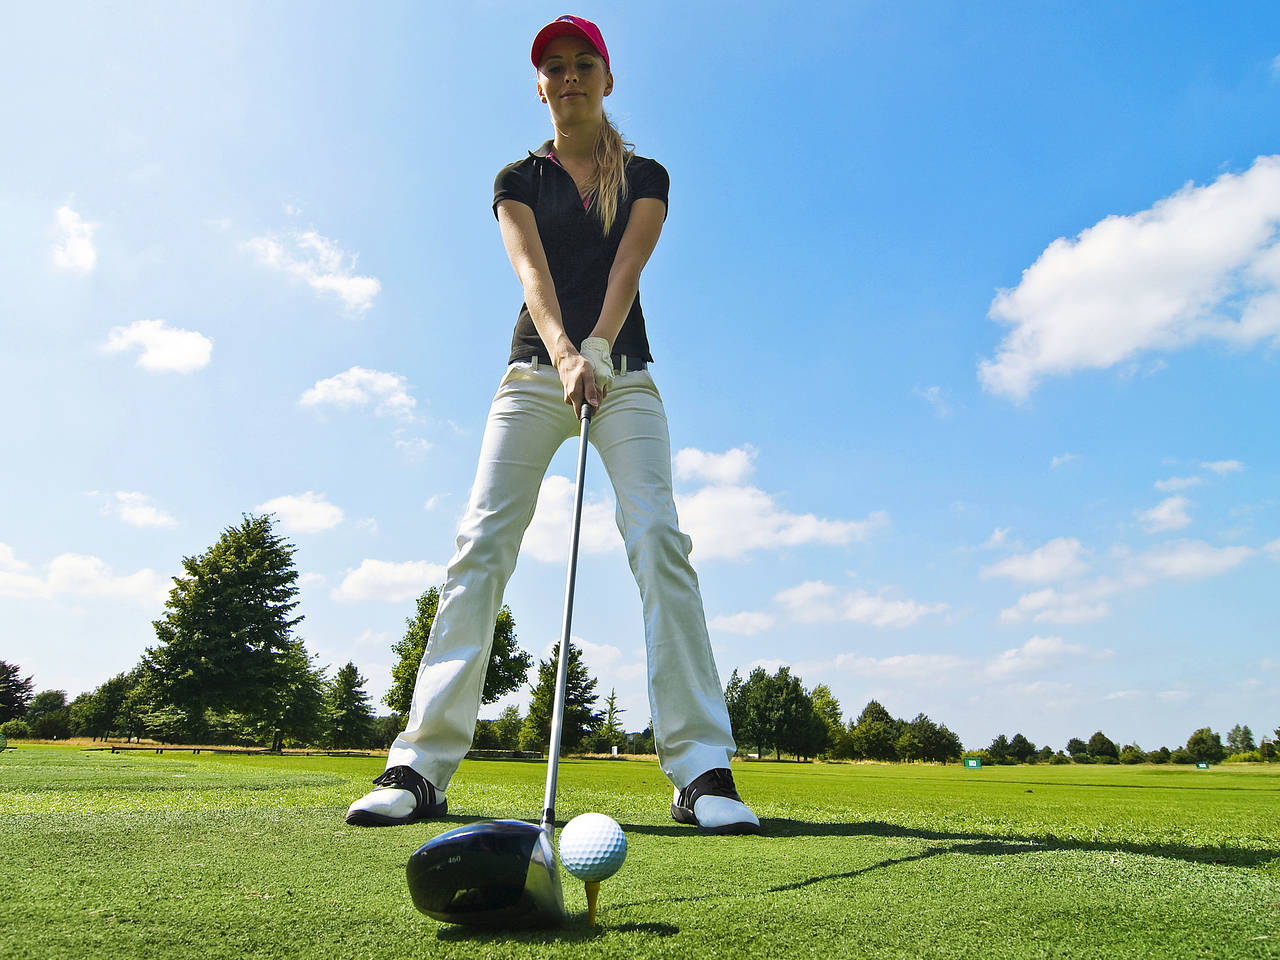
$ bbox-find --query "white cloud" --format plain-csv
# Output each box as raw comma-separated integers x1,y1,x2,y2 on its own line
333,559,445,603
985,635,1109,679
0,543,32,572
51,204,97,273
256,492,344,533
0,549,168,606
1157,689,1191,703
983,527,1013,547
709,611,776,635
1050,453,1078,469
1271,54,1280,80
979,155,1280,400
1139,540,1254,579
244,230,380,312
912,385,951,418
519,476,621,564
997,585,1111,624
829,651,970,680
1155,475,1202,492
1104,690,1143,701
103,319,213,373
1138,495,1192,533
354,628,390,648
101,491,177,529
775,580,947,628
393,430,431,458
1264,538,1280,558
677,485,888,561
300,366,416,421
674,446,756,485
981,537,1089,583
1201,459,1244,475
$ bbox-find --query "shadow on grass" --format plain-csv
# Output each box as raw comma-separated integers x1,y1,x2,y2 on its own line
434,920,678,943
614,818,1279,872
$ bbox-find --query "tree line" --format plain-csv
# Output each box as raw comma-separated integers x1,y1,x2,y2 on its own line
968,723,1278,765
724,667,964,762
2,514,1275,766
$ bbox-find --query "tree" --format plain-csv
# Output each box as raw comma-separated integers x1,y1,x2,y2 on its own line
601,688,626,747
0,661,35,722
1066,737,1089,759
493,705,523,750
1119,744,1146,764
326,662,376,749
849,718,898,761
727,667,778,758
1185,727,1225,764
146,515,305,740
372,713,403,750
73,672,134,740
1087,731,1119,759
1226,724,1256,754
1008,733,1036,764
253,641,328,751
383,587,532,715
987,734,1011,763
810,684,851,759
521,643,602,752
770,668,812,759
27,690,71,739
896,728,924,762
855,700,894,727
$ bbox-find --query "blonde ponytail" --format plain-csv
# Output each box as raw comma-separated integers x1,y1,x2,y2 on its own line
585,111,634,236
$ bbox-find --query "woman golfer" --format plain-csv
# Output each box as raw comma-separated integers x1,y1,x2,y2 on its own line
346,15,759,835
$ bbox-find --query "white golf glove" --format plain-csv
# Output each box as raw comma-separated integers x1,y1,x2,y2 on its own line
579,337,614,391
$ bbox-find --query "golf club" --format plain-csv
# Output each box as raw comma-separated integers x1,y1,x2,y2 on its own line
406,401,595,928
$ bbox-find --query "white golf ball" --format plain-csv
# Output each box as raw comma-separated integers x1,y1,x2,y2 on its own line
558,812,627,882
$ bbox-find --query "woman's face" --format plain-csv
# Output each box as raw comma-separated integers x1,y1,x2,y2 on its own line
536,35,612,122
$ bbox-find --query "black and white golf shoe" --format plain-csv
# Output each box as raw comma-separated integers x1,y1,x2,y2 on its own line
671,768,762,835
345,764,447,826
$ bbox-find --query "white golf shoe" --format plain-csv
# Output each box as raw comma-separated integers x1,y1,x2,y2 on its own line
345,764,447,826
670,768,761,835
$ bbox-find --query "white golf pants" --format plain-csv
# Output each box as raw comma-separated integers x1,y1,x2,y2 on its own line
386,361,736,792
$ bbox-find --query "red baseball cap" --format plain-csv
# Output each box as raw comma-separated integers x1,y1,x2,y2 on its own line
531,15,610,70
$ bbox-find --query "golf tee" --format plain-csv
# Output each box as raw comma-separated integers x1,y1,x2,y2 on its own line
585,881,600,925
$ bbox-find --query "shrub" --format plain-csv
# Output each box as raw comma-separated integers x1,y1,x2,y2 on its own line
1049,752,1071,765
1224,751,1262,763
1170,747,1194,764
1147,747,1171,764
1095,754,1119,764
0,719,32,740
1119,746,1146,764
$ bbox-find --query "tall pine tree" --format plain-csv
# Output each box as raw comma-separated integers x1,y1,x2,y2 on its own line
327,661,376,749
521,642,602,751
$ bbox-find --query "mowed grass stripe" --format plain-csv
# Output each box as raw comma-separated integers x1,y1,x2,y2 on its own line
1,747,1277,959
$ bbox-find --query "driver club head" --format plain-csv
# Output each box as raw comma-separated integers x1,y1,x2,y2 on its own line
406,819,565,928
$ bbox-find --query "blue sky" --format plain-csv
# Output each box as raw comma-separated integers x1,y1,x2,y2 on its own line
2,2,1277,752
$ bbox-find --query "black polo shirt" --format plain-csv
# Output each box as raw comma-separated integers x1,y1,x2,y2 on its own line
493,140,669,366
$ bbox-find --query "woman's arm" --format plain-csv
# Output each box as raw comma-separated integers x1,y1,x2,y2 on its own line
496,199,601,413
587,198,666,348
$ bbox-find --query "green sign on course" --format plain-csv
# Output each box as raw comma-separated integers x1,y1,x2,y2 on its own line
964,757,982,769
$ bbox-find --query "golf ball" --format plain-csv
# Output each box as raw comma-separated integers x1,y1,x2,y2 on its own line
558,813,627,882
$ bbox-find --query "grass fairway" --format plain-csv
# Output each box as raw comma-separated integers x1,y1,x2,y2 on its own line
2,747,1277,959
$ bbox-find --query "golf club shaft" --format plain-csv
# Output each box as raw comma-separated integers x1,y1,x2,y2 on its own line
542,402,593,833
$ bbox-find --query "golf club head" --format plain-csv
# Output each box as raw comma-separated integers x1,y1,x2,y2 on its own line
407,819,564,928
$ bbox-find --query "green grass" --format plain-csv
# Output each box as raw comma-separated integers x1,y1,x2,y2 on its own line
1,747,1277,959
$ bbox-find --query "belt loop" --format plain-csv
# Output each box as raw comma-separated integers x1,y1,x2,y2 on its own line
620,354,628,375
531,356,539,372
